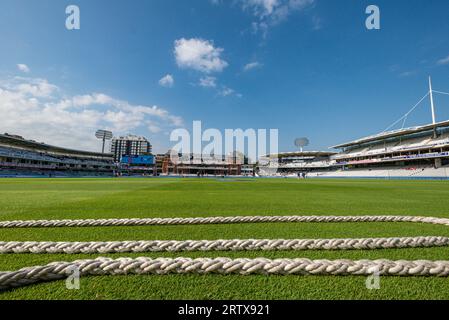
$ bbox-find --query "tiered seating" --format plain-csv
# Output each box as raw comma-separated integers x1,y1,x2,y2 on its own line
0,146,112,168
313,165,449,179
0,146,58,162
280,161,331,168
335,133,449,162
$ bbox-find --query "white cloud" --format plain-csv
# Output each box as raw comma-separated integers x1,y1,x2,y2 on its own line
17,64,30,73
199,76,217,88
243,0,279,16
240,0,315,35
220,87,234,96
174,38,228,73
219,86,242,98
0,76,184,152
398,71,415,78
196,76,240,97
159,74,174,87
243,61,262,71
0,77,58,98
437,55,449,65
147,120,162,134
311,15,322,30
243,0,314,19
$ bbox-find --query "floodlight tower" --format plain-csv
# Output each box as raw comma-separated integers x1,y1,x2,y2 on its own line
95,130,113,153
429,76,436,125
429,77,438,138
294,137,310,152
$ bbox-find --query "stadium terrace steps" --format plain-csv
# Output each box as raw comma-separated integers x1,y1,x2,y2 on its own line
307,166,449,179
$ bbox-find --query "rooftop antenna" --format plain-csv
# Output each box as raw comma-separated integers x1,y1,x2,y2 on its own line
429,76,436,125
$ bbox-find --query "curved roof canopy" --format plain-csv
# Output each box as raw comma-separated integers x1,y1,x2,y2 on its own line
267,151,337,158
0,133,112,158
331,120,449,149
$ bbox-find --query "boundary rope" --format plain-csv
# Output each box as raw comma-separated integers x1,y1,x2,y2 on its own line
2,236,449,254
2,214,449,228
2,257,449,290
2,215,449,290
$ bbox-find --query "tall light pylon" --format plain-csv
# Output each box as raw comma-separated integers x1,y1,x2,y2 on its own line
429,76,436,125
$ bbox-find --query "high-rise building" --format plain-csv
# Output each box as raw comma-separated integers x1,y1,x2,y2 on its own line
110,135,152,162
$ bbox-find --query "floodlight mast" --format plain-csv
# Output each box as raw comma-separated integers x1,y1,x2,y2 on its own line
429,77,438,139
95,130,113,154
101,136,106,153
294,137,309,153
429,76,436,125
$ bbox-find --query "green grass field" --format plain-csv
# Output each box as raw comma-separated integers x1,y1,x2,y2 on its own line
1,177,449,300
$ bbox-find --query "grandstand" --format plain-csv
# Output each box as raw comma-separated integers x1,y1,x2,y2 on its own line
258,151,338,177
319,78,449,179
259,124,449,179
118,154,157,176
0,133,114,177
323,120,449,179
258,78,449,179
2,78,448,180
160,153,245,176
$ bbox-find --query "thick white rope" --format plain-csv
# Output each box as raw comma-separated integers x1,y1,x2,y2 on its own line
2,236,449,254
2,215,449,290
2,215,449,228
2,257,449,290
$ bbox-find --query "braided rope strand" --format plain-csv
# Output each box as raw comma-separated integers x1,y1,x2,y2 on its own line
2,215,449,228
2,257,449,290
2,215,449,290
2,236,449,254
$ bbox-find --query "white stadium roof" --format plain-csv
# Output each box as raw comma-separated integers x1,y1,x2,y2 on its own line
331,120,449,149
266,151,337,158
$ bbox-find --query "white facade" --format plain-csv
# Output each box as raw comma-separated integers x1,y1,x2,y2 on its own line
111,135,152,162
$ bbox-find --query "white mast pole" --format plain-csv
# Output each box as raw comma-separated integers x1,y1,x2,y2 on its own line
429,76,436,124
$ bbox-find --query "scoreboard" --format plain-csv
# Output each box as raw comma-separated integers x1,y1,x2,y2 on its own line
121,155,155,165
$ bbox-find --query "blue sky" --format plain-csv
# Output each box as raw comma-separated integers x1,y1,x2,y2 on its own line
1,0,449,153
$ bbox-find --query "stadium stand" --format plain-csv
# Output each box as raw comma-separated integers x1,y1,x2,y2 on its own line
3,82,449,179
329,120,449,178
159,153,246,176
0,133,115,177
258,151,338,177
259,121,449,179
